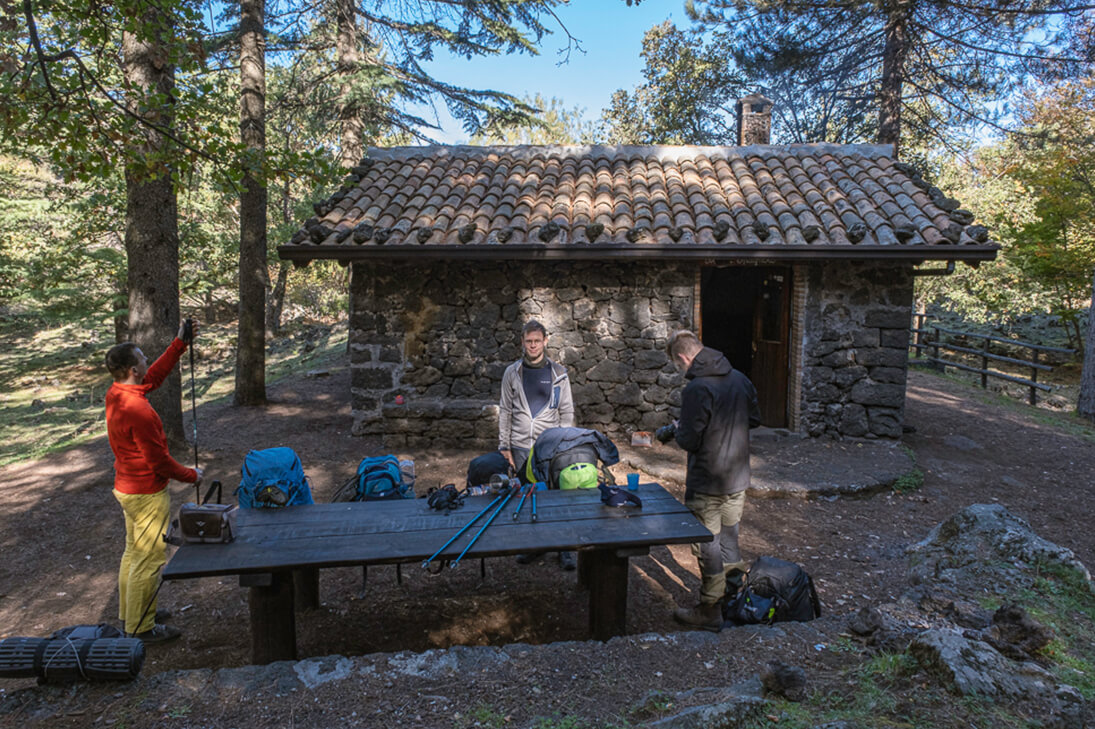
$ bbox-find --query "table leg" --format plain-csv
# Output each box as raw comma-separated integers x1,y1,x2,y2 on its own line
247,571,297,664
587,549,628,641
577,550,591,589
293,567,320,611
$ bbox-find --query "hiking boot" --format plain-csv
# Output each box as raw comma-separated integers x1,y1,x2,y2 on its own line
515,552,544,565
558,551,576,571
155,608,172,623
135,623,182,644
673,602,723,632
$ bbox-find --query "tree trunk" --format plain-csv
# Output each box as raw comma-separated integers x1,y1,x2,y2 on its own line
1077,268,1095,422
266,262,290,338
878,1,911,158
113,277,129,344
235,0,268,406
336,0,364,169
121,14,184,445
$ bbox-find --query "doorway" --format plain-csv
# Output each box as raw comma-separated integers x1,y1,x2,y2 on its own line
700,266,791,427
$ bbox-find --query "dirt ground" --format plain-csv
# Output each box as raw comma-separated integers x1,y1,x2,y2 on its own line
1,360,1094,722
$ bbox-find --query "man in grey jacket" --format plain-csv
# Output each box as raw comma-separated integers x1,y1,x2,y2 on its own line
499,320,577,570
498,320,575,472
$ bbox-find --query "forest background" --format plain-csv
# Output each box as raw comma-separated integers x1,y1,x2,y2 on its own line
1,0,1094,465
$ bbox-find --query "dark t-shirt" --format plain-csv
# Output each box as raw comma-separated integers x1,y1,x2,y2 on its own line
521,361,553,417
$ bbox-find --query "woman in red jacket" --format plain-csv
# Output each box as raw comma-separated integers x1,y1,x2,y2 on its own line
104,321,202,643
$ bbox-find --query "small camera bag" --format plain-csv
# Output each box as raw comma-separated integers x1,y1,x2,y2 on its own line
165,480,237,545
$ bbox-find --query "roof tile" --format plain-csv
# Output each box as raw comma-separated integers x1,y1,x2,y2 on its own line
283,144,998,259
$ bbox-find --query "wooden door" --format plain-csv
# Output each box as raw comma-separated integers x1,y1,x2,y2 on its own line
751,271,790,427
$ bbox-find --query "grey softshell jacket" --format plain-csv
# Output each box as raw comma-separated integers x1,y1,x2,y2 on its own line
498,359,575,452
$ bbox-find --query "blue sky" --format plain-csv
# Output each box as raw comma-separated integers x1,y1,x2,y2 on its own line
421,2,685,143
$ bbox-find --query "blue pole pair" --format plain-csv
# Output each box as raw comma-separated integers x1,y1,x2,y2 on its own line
421,489,507,569
450,482,521,569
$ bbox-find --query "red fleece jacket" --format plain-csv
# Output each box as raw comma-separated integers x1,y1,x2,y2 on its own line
106,338,198,494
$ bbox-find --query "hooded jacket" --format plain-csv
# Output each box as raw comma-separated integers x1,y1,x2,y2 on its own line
674,347,761,496
498,358,575,452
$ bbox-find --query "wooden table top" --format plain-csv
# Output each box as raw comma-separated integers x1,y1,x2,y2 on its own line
162,482,711,579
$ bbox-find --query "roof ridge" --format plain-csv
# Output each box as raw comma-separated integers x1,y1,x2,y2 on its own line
364,143,896,162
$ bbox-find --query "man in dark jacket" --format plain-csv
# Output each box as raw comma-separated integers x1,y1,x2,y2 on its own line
667,330,760,630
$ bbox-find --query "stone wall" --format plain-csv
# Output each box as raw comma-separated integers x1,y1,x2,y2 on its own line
799,261,915,438
349,261,696,449
349,258,915,447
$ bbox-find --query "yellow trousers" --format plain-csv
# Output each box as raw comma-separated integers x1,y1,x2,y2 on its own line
113,488,170,635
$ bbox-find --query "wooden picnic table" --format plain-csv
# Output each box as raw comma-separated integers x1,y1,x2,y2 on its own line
162,482,711,664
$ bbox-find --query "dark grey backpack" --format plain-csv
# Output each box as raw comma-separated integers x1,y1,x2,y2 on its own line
724,556,822,625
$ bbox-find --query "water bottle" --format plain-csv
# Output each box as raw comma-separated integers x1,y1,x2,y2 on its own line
399,459,416,491
464,481,494,494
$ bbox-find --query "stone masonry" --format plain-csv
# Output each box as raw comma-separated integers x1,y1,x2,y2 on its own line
798,261,915,438
350,259,915,448
349,261,695,449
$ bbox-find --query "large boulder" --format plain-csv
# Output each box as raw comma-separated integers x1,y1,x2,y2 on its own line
906,503,1092,593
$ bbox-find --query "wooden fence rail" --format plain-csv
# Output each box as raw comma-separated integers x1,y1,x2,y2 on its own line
910,313,1075,405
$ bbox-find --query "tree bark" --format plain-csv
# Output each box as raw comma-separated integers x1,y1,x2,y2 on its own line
121,12,184,445
266,262,290,338
235,0,268,406
336,0,364,169
1078,268,1095,422
113,276,129,344
878,1,911,158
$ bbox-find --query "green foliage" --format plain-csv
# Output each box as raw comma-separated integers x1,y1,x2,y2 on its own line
471,94,596,145
686,0,1087,150
919,80,1095,356
599,22,744,145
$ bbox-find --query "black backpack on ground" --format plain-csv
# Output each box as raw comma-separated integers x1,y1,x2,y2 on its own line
724,555,822,625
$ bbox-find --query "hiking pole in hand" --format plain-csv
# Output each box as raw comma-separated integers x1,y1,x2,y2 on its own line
422,490,507,569
183,318,198,502
450,482,520,569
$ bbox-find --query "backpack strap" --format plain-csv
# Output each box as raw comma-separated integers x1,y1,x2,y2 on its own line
807,574,822,618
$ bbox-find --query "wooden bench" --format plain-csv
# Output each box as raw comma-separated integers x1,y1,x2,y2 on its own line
162,482,711,664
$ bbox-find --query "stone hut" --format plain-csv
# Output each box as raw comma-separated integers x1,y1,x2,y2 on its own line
279,138,997,448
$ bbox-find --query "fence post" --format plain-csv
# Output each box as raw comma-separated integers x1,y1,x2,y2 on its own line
981,336,990,389
914,311,925,358
931,326,940,369
1030,350,1039,406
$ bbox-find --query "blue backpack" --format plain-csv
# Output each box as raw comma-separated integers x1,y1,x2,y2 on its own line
237,447,314,509
355,455,412,501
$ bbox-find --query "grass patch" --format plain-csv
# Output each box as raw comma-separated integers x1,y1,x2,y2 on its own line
893,445,925,494
1013,560,1095,700
464,704,508,729
0,316,348,468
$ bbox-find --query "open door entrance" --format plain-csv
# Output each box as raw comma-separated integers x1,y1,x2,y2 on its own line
700,266,791,427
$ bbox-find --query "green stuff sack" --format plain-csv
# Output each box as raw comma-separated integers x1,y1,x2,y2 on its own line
558,462,599,490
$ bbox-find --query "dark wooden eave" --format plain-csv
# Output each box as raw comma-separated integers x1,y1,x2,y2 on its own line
277,242,1000,265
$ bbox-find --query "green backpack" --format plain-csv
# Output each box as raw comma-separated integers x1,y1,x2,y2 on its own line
558,462,599,490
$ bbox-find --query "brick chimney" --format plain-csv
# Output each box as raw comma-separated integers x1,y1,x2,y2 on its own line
736,93,773,145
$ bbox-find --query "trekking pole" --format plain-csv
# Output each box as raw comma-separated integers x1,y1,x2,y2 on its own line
531,488,538,522
183,318,198,502
421,491,507,569
512,483,531,520
450,483,520,569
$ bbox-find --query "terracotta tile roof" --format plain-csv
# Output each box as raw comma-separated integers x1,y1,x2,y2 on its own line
279,144,998,262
